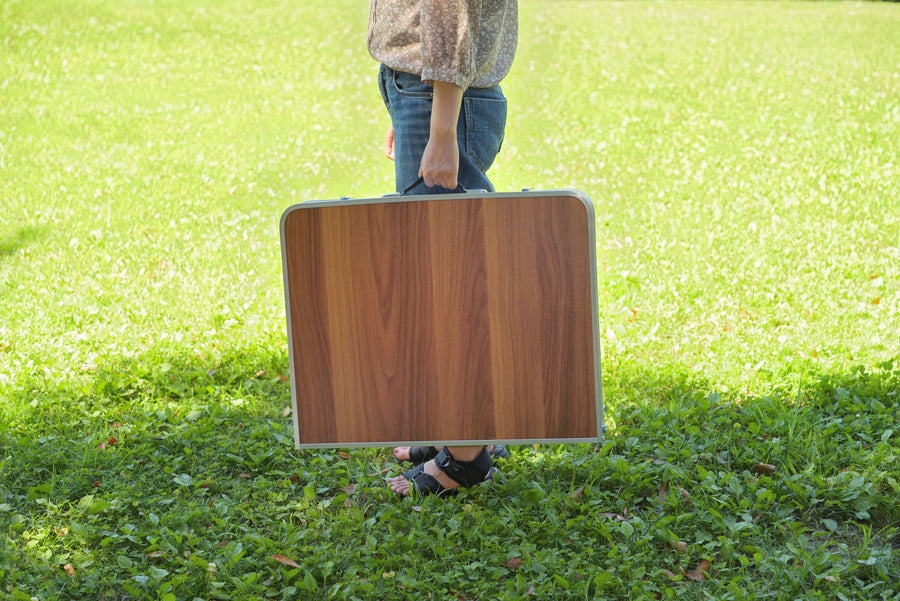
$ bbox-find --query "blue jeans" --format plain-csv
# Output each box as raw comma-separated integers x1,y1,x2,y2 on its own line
378,64,507,195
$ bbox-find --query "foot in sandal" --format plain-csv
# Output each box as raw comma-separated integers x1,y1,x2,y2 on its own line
393,444,509,464
388,446,493,496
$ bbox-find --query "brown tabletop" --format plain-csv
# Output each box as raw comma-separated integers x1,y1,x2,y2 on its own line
280,190,602,448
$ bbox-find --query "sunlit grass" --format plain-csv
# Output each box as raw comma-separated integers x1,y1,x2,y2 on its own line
499,1,900,398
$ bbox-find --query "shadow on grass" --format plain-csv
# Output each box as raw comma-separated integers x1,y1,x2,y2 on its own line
5,346,899,487
0,225,42,258
596,355,900,517
1,344,386,600
13,347,898,507
1,344,295,494
2,346,899,599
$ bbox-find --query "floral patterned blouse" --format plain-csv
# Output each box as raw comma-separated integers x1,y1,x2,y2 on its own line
367,0,518,90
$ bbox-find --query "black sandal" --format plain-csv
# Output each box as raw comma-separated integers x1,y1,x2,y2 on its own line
399,446,494,496
398,444,510,465
402,446,439,464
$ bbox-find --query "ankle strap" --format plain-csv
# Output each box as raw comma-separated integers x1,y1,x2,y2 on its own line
433,447,492,488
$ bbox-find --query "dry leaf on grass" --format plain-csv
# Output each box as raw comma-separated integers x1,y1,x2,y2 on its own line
600,512,628,522
755,462,777,474
658,481,690,505
658,481,671,504
684,559,711,581
98,437,117,450
272,554,301,568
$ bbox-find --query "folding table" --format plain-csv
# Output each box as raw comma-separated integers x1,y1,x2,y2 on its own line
280,189,602,448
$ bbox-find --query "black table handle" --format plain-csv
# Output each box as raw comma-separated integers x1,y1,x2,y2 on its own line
401,175,468,195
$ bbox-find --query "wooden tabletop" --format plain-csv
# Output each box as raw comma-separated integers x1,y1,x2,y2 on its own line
281,191,602,447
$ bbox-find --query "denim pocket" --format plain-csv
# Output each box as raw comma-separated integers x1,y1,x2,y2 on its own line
378,64,390,108
391,69,434,99
464,96,507,173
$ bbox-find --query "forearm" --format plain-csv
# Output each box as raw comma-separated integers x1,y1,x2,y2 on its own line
430,81,463,141
419,80,464,189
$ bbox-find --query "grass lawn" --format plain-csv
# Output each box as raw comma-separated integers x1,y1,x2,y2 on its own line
2,0,899,599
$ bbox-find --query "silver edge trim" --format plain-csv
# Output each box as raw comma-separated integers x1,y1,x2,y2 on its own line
283,188,588,210
573,190,604,442
556,190,604,442
294,438,602,450
279,208,303,448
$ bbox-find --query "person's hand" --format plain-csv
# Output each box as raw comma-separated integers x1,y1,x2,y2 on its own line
384,125,395,161
419,128,459,189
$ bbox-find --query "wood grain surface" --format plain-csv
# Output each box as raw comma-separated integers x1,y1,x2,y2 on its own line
282,193,598,446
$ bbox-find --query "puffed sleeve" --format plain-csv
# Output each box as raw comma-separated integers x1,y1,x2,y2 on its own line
419,0,482,89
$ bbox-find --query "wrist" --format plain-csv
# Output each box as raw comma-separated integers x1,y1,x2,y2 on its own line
429,123,457,142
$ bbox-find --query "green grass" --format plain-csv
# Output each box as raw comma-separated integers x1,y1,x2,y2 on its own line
2,0,899,599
